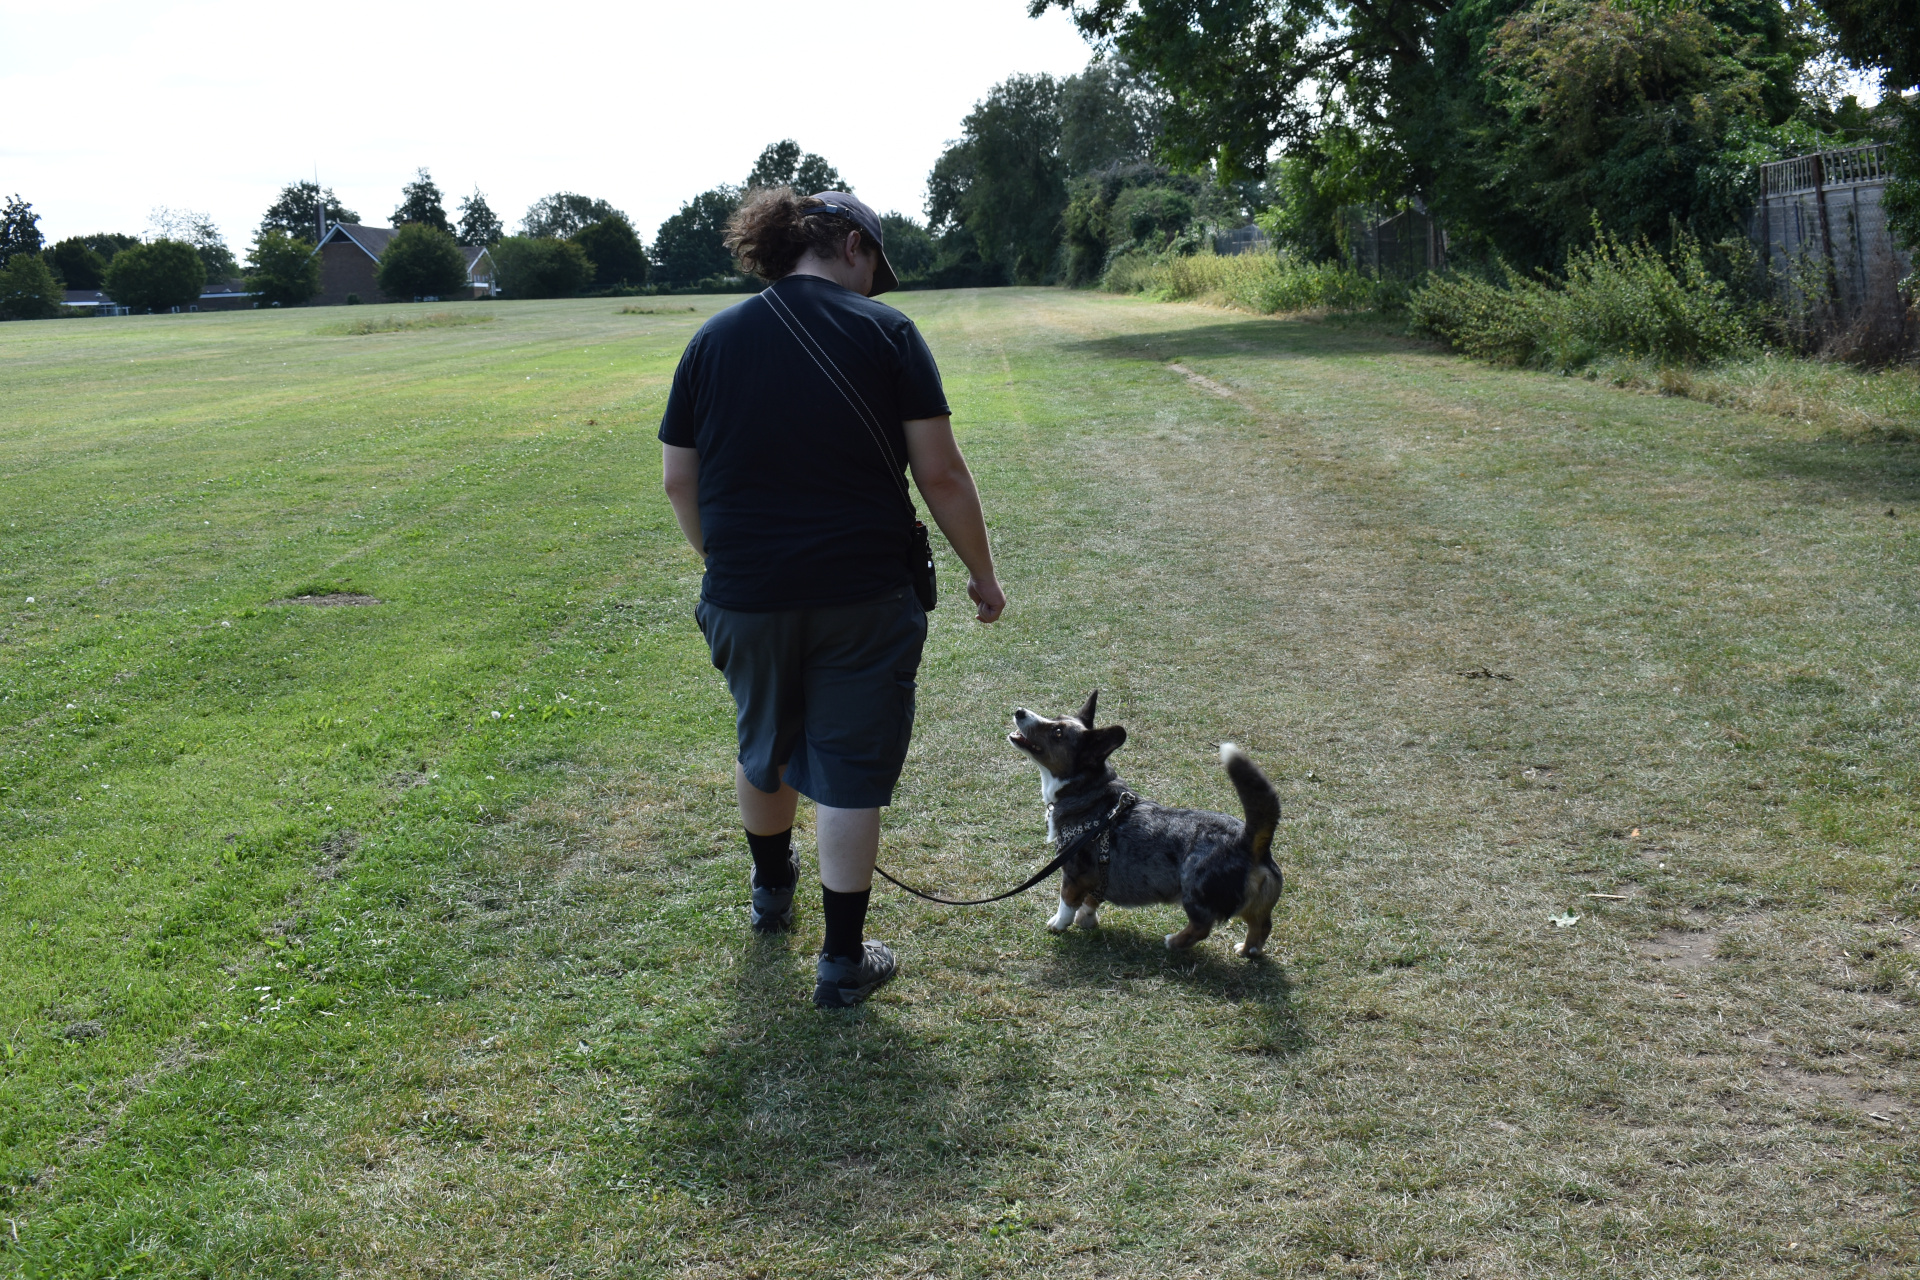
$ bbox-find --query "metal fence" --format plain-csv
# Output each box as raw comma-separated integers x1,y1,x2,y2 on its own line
1345,206,1446,275
1212,224,1271,256
1752,142,1912,351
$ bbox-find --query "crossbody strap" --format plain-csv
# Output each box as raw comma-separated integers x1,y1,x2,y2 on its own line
758,282,916,520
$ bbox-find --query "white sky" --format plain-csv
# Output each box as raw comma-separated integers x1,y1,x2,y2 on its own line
4,0,1098,250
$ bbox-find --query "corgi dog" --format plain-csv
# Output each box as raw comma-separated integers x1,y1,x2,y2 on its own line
1008,691,1284,957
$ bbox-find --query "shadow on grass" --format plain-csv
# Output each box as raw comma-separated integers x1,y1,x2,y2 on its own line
623,931,1044,1219
1055,318,1430,367
1037,924,1312,1059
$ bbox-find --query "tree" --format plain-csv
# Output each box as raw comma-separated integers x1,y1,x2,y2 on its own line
879,213,937,281
490,236,594,298
374,223,469,299
246,230,321,306
148,208,240,280
522,193,623,239
393,168,452,233
1058,61,1159,175
1063,162,1203,282
1810,0,1920,251
260,181,359,238
569,215,649,289
745,140,849,193
103,240,206,311
651,188,740,286
1,195,43,266
49,236,135,290
1037,0,1804,268
928,74,1069,282
0,253,64,320
457,188,503,246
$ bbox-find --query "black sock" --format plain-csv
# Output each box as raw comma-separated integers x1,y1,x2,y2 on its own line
745,828,795,887
820,886,870,961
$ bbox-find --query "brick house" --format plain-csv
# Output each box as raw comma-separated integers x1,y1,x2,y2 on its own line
311,223,497,306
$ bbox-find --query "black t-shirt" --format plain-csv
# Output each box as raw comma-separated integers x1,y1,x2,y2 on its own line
658,274,951,611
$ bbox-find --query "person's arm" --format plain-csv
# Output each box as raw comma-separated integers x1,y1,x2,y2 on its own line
662,443,704,559
904,415,1005,623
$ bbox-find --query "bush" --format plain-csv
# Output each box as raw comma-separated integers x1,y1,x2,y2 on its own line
490,236,593,298
375,224,469,300
1409,230,1756,369
1103,247,1397,314
245,230,320,306
102,239,206,311
0,252,64,319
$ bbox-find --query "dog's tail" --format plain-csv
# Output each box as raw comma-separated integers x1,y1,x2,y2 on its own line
1220,744,1280,861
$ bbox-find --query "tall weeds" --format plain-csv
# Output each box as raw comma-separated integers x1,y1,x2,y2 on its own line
1103,249,1399,314
1409,231,1755,369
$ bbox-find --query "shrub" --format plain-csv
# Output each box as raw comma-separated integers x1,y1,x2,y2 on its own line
490,236,592,298
245,230,320,306
1409,230,1756,369
1103,247,1397,314
102,239,206,311
0,252,64,319
375,224,469,300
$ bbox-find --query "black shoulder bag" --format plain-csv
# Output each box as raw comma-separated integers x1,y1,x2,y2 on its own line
758,284,937,611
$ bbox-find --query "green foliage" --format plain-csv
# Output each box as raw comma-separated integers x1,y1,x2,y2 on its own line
651,189,739,288
1063,164,1202,284
245,230,321,307
149,207,239,280
102,239,207,311
929,73,1070,283
48,236,134,291
744,140,847,194
1883,97,1920,256
374,224,469,300
568,215,648,289
456,188,503,247
259,181,358,238
521,193,622,240
1058,60,1159,174
392,168,451,233
1104,247,1396,313
1812,0,1920,88
0,252,64,319
1409,230,1756,369
489,235,593,298
1,194,44,265
879,213,937,282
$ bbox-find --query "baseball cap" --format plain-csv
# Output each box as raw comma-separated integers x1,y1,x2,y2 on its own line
806,190,900,295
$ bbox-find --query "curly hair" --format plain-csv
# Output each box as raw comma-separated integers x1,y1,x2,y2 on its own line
724,186,869,281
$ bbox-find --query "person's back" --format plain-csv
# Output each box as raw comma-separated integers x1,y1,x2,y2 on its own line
659,187,1006,1009
663,273,947,612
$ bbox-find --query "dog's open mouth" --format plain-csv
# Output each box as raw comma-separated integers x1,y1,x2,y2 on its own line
1007,730,1035,753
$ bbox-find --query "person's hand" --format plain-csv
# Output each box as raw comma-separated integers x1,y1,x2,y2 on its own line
968,574,1006,623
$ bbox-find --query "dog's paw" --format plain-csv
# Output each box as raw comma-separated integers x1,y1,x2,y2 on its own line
1047,918,1072,935
1236,941,1264,958
1074,909,1100,930
1164,933,1182,950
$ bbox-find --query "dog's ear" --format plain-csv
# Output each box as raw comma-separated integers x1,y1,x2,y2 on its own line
1086,724,1126,760
1078,688,1099,727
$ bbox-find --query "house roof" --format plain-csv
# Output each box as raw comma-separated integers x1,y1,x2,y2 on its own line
319,223,493,271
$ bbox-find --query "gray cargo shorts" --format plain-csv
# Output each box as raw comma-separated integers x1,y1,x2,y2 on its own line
695,587,928,809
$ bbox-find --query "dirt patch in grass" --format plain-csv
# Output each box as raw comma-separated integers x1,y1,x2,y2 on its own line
317,310,495,336
1637,925,1722,969
616,305,697,315
269,592,381,607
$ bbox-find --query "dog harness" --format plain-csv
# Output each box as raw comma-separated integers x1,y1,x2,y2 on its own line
874,789,1139,907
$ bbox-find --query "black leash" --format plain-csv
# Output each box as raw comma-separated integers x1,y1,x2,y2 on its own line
874,791,1138,907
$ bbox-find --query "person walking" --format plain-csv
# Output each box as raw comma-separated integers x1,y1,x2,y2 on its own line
659,187,1006,1009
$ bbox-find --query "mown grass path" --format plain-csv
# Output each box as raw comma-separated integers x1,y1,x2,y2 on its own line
2,291,1915,1277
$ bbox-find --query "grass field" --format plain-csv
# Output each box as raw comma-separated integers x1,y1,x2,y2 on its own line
2,290,1916,1278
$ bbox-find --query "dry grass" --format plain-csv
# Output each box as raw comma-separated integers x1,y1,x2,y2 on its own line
318,309,497,336
7,290,1917,1278
1592,351,1920,439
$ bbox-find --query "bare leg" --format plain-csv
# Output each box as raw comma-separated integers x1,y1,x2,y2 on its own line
736,763,799,837
816,805,880,893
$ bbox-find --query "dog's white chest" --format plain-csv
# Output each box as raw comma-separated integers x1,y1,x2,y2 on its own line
1038,766,1066,841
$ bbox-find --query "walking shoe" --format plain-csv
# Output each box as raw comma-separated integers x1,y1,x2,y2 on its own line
749,853,799,933
814,940,897,1009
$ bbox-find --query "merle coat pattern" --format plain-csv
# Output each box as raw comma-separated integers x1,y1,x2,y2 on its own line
1008,691,1284,956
